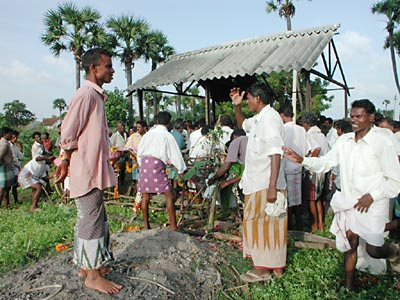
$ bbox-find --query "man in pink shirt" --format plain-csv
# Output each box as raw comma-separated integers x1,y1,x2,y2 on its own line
55,48,122,295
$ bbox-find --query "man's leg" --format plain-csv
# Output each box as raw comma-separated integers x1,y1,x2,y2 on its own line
165,191,177,230
31,183,42,211
316,200,324,231
310,200,318,231
344,230,359,290
11,184,19,204
141,193,151,229
75,189,122,294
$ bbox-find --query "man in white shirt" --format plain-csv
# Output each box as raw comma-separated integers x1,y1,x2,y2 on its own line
231,82,286,282
278,102,310,230
325,117,338,148
284,99,400,291
189,118,206,153
137,111,186,231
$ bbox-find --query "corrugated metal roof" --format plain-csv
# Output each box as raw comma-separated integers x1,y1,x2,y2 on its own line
128,24,340,92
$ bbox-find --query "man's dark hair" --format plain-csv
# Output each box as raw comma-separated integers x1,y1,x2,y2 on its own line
136,120,148,128
12,130,19,137
352,99,376,115
302,112,319,127
247,82,274,106
201,125,213,136
155,111,172,125
325,117,333,125
196,118,206,129
278,101,294,118
43,132,50,139
81,48,112,74
218,114,232,127
173,118,184,130
232,128,246,137
335,119,352,133
0,127,12,137
32,131,41,139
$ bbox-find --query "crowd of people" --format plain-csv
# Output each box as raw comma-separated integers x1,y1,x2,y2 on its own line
2,47,400,295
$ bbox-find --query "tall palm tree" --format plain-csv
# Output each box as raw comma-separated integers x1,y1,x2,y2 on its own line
106,15,150,123
41,2,104,89
141,30,175,116
53,98,67,120
372,0,400,95
266,0,296,30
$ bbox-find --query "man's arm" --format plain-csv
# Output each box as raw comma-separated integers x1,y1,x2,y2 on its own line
267,154,280,203
230,87,245,128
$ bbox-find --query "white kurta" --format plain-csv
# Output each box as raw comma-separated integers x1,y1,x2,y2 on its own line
302,129,400,247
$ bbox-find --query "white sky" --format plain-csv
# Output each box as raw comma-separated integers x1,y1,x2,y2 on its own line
0,0,399,121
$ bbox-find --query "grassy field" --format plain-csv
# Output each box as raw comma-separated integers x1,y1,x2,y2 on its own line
0,189,399,299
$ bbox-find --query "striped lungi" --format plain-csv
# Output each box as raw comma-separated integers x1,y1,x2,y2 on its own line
74,188,113,270
138,156,171,193
242,188,287,269
17,168,46,189
286,172,302,207
0,164,14,188
303,171,325,201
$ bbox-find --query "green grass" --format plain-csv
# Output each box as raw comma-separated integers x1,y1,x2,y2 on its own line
1,190,400,299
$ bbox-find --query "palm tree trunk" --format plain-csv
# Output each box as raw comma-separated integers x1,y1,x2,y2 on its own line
75,60,81,90
125,62,134,124
388,26,400,95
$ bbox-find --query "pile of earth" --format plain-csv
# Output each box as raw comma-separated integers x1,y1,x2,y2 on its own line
0,229,223,300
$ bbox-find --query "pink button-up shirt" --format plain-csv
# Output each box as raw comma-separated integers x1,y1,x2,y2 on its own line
60,80,116,198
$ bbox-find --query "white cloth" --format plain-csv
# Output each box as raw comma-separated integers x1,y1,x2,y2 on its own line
283,121,310,174
326,126,338,148
265,191,287,217
22,158,49,178
189,129,202,152
189,135,212,160
302,129,400,247
373,126,400,155
306,125,330,155
219,125,233,146
240,105,286,195
31,141,44,159
137,125,186,173
110,131,127,148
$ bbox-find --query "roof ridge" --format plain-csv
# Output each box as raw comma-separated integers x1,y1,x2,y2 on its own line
168,24,340,61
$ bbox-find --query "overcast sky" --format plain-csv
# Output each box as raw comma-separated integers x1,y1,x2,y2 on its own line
0,0,399,121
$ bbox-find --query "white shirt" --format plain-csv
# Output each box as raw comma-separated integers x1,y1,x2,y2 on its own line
373,126,400,155
240,105,285,195
302,130,400,245
23,158,49,178
189,129,202,152
283,121,310,174
110,131,127,148
326,126,338,148
137,125,186,173
306,125,330,156
219,125,233,146
189,135,212,159
31,141,44,159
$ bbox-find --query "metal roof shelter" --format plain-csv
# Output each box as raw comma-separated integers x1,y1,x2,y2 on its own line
128,24,350,122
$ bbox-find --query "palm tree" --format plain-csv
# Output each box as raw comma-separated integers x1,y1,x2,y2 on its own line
106,15,150,123
53,98,67,120
41,2,104,89
372,0,400,95
141,30,175,116
266,0,296,30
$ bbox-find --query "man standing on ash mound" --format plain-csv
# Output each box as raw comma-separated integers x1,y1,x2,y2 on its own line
55,48,122,294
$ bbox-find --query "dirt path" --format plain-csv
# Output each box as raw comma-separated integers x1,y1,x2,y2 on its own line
0,229,221,300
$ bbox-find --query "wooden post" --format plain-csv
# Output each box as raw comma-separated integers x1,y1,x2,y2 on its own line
305,72,312,112
205,86,210,125
137,89,144,121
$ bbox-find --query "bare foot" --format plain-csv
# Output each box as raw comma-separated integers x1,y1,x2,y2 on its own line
84,276,122,294
273,269,283,278
30,207,41,212
78,267,112,278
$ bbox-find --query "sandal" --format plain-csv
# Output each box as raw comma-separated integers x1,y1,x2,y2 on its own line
240,269,272,283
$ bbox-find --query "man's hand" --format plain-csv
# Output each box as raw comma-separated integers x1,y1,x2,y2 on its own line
229,87,245,106
54,160,68,184
354,193,373,213
267,186,277,203
283,146,303,164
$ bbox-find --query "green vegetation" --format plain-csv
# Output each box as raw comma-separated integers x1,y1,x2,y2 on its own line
1,191,399,299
